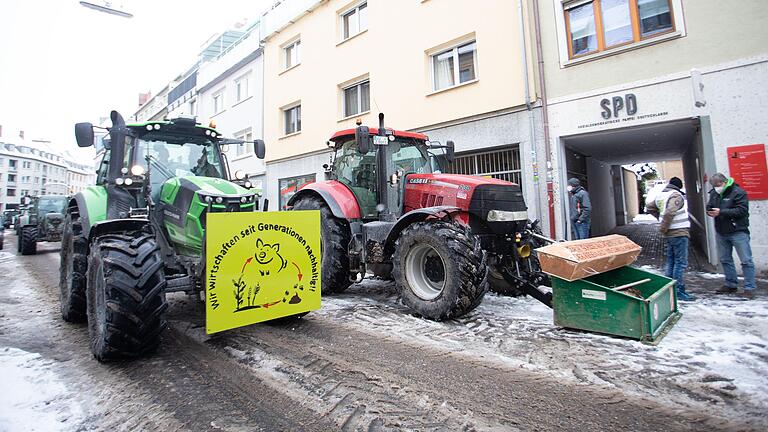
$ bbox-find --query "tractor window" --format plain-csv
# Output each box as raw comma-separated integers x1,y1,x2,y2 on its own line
96,149,110,184
38,197,67,214
388,140,432,175
333,139,378,218
134,138,224,180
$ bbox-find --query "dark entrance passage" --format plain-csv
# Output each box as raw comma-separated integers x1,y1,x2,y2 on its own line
560,118,715,267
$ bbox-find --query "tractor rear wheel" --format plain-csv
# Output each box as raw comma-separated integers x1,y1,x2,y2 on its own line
393,221,486,320
291,195,352,294
20,226,37,255
86,232,167,362
59,214,88,322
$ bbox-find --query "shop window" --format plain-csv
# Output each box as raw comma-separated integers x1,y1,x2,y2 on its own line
564,0,674,59
431,41,477,92
343,80,370,118
279,173,316,209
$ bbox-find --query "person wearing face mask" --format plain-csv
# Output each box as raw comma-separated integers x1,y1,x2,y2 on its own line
706,172,755,299
567,178,591,240
646,177,695,301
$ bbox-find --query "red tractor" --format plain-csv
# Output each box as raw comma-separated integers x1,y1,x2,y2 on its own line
288,114,552,320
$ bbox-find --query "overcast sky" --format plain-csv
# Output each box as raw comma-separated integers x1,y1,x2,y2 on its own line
0,0,271,155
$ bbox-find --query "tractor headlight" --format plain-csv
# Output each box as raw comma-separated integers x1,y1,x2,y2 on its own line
487,210,528,222
153,124,161,130
234,170,246,180
204,196,213,203
121,167,129,175
215,196,224,204
240,196,247,203
146,125,153,131
124,178,133,186
115,178,125,186
131,165,145,176
244,181,252,189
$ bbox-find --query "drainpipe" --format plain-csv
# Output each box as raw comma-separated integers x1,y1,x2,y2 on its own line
531,0,557,238
517,0,543,227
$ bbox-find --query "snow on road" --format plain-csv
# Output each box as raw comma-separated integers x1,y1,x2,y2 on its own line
0,348,83,432
316,274,768,426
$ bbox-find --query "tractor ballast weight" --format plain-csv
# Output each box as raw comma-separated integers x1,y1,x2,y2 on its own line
288,114,552,320
61,110,268,361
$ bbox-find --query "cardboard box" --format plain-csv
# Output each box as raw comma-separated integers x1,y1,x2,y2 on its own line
535,235,642,281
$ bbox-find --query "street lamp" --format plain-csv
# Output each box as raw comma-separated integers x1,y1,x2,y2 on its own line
79,1,133,18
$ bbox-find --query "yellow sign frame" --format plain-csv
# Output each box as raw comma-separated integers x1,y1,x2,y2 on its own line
205,210,321,334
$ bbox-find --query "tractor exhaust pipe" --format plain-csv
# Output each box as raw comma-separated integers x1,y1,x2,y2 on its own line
376,113,392,222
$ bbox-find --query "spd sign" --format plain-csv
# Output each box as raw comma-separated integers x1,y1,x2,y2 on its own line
205,211,321,334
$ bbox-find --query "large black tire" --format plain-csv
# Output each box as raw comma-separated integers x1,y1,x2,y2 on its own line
291,195,352,294
392,221,487,321
20,226,37,255
59,214,88,322
86,232,168,362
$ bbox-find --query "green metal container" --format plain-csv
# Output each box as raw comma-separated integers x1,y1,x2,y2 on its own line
552,266,680,342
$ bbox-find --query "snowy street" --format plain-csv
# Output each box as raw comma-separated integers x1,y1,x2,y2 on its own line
0,232,766,431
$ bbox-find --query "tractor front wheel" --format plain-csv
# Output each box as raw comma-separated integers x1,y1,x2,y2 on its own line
291,195,352,294
59,214,88,322
86,232,167,361
20,226,37,255
393,221,486,320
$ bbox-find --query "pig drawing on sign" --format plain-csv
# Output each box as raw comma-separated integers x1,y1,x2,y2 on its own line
254,238,288,276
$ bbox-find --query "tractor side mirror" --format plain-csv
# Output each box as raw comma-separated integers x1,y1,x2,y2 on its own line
355,126,370,154
446,140,456,164
75,123,95,147
254,139,266,159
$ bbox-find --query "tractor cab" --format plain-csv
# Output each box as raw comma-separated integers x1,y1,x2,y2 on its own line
328,115,454,221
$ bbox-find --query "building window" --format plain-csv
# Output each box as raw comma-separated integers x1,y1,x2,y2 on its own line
7,188,16,197
341,2,367,40
453,147,522,185
283,104,301,135
279,174,316,209
235,130,254,157
22,161,31,169
9,159,17,170
564,0,674,59
343,80,370,118
235,74,250,102
213,90,225,114
431,41,477,92
189,99,196,116
284,40,301,69
7,174,16,184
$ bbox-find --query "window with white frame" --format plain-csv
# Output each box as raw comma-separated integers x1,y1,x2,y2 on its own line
431,41,477,92
235,74,250,103
343,80,370,118
212,89,225,114
283,104,301,135
235,130,254,157
189,99,196,116
563,0,675,59
284,39,301,69
341,2,367,40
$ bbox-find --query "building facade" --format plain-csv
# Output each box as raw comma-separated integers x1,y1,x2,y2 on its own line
0,140,71,210
197,22,266,194
538,0,768,270
259,0,547,217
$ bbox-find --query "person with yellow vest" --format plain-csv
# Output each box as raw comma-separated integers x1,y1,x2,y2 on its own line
647,177,695,301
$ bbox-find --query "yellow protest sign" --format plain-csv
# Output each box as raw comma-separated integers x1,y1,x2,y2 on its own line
205,210,321,334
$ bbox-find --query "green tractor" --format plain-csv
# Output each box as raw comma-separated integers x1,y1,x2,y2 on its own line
16,195,68,255
63,111,266,361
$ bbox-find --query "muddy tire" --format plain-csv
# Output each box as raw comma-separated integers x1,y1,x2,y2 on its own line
20,226,37,255
291,195,352,294
59,214,88,322
87,232,167,362
392,221,486,320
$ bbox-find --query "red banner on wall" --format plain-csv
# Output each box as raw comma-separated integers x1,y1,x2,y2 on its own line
727,144,768,200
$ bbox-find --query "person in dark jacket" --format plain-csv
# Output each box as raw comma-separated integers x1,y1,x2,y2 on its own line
568,178,591,240
706,173,755,299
